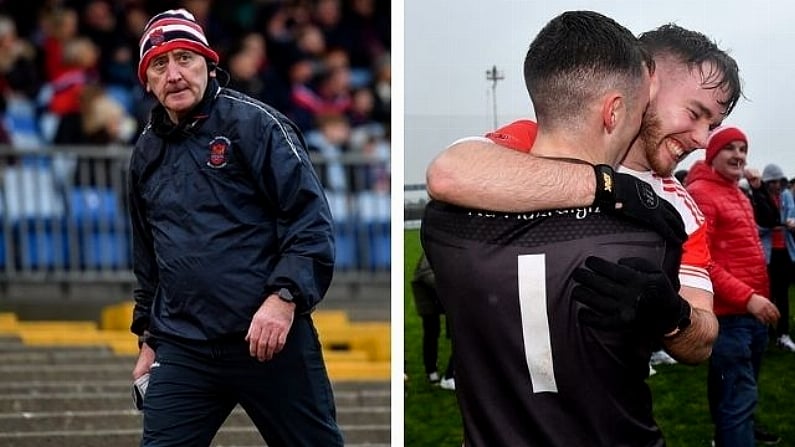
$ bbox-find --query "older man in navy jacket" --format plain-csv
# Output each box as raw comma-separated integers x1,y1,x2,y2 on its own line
128,8,342,447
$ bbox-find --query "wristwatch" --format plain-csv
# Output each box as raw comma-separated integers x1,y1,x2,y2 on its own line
275,288,295,303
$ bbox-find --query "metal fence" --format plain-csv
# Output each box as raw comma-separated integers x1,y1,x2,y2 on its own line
0,145,391,285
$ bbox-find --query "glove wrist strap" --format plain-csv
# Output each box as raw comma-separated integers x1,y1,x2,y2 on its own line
592,164,616,209
663,299,693,338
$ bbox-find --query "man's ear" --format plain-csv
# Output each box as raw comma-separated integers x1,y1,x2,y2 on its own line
648,70,660,103
601,93,624,134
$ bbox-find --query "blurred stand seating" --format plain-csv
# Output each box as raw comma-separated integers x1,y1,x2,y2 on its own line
0,145,390,320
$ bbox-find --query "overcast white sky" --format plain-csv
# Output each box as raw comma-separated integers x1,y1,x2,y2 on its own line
403,0,795,185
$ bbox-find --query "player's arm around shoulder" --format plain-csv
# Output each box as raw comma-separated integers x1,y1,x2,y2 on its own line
662,285,718,365
426,137,595,211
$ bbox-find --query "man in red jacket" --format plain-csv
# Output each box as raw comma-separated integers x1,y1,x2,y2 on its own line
685,125,780,447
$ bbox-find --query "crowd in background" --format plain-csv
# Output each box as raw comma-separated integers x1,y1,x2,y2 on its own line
0,0,391,273
0,0,391,195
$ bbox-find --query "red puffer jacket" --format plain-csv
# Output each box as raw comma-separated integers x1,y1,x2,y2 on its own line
685,161,770,316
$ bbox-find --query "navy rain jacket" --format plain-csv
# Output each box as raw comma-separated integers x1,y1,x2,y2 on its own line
129,80,335,340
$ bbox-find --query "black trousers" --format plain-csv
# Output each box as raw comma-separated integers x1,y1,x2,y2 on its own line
421,314,455,379
141,315,344,447
768,248,792,336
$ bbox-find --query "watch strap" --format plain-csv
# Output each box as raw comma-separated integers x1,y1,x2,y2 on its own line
275,287,295,303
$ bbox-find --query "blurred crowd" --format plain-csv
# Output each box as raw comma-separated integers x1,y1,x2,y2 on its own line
0,0,391,194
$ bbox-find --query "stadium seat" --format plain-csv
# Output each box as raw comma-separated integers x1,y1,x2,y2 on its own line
358,220,389,270
3,162,64,221
356,191,390,270
3,96,43,149
0,197,5,269
3,162,70,270
334,222,358,270
325,191,358,270
69,187,130,269
12,217,70,270
0,222,6,270
77,223,129,269
69,187,120,226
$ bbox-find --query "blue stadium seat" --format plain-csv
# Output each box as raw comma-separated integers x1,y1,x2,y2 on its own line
3,162,70,270
325,191,360,270
356,191,390,271
77,220,130,269
2,163,65,221
0,223,5,270
3,96,43,149
0,192,5,269
68,187,130,269
69,187,120,226
361,220,390,270
334,222,358,270
12,217,70,270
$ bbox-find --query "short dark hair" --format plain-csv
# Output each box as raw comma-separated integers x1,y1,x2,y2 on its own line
523,10,650,130
639,24,742,117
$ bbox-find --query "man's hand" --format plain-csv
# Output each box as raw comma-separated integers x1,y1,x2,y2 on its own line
245,294,296,361
571,256,691,337
131,343,155,411
744,168,762,189
132,342,155,380
597,172,687,246
746,293,780,325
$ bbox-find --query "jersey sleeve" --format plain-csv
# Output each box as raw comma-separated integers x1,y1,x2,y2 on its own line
484,119,538,152
678,223,712,293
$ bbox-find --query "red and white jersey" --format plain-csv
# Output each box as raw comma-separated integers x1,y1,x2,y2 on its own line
618,167,712,293
477,119,713,293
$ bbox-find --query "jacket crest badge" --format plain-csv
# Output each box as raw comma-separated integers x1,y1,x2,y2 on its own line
207,136,230,168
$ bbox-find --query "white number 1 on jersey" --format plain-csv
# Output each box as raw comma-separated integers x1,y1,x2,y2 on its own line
518,254,558,393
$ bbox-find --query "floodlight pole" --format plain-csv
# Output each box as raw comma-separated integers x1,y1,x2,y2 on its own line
486,65,504,129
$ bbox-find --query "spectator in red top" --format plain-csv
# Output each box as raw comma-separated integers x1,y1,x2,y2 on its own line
41,7,79,82
291,65,351,131
685,125,781,447
50,37,100,141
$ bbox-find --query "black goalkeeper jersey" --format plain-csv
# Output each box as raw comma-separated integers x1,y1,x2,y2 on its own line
421,201,680,447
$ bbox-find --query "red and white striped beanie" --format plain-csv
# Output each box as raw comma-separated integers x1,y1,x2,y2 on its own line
137,8,219,84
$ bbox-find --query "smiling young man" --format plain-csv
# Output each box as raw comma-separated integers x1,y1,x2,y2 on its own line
129,9,343,446
421,11,692,446
426,24,744,365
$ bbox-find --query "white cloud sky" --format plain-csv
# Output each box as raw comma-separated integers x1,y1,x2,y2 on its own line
403,0,795,184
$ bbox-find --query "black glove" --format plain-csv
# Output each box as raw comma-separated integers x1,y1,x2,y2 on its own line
571,256,691,337
593,166,687,246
